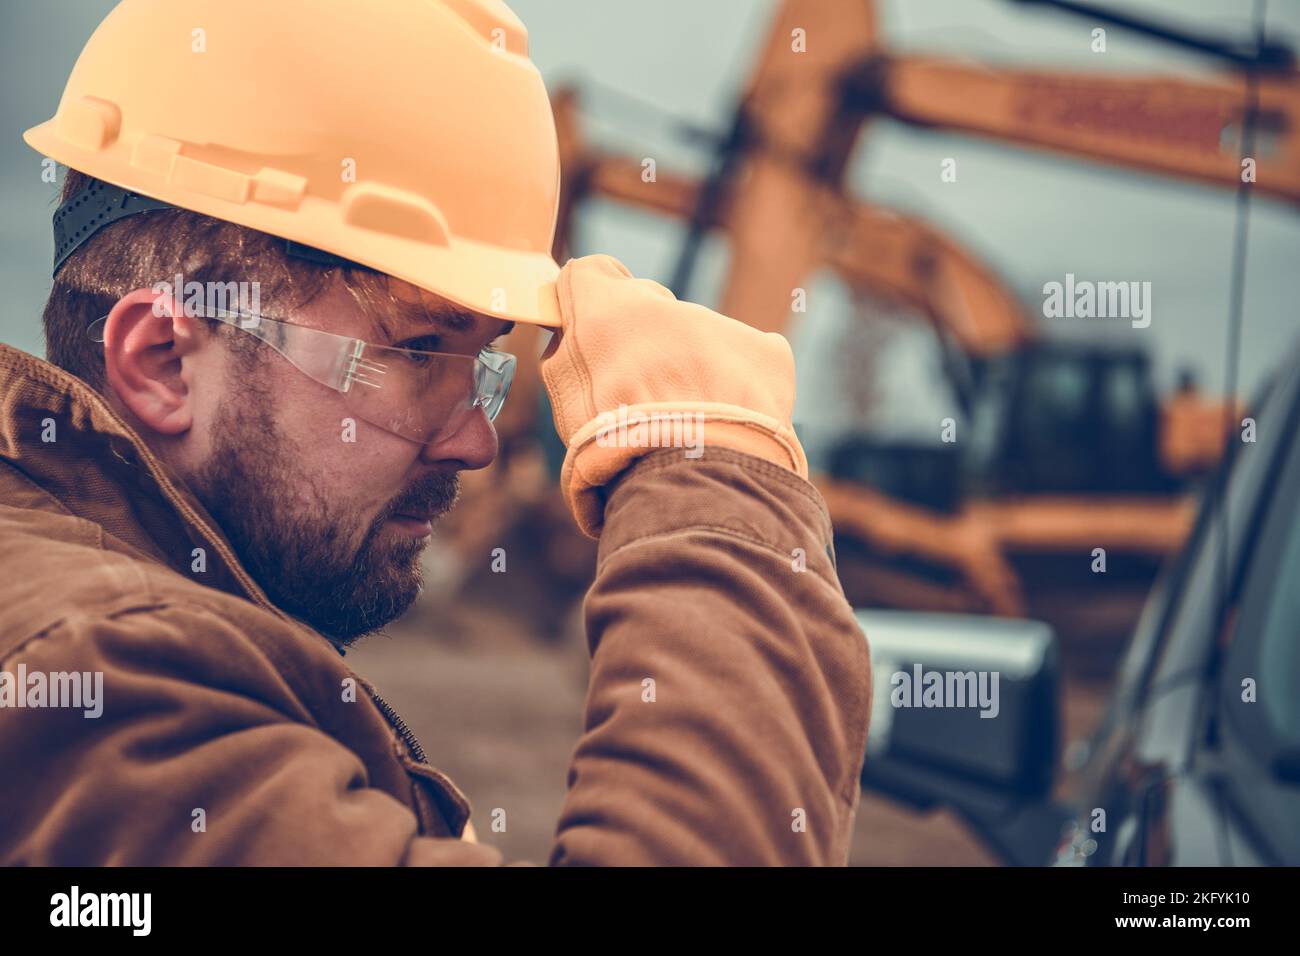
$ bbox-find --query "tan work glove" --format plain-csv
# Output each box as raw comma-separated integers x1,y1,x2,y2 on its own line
540,254,809,538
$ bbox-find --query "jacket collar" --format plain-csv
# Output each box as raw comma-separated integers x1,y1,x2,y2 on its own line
0,342,296,628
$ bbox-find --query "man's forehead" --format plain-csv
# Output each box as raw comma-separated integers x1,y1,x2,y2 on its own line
368,281,511,341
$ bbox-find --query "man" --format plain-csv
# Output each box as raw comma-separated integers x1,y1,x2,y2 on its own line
0,0,871,865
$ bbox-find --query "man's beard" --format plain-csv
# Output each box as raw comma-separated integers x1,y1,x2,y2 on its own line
190,392,460,645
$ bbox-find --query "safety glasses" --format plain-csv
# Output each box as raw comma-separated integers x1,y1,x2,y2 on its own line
89,308,516,446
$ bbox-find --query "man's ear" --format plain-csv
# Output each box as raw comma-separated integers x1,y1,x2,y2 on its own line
102,287,204,436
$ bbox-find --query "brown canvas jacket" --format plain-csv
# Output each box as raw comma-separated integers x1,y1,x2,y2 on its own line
0,342,871,865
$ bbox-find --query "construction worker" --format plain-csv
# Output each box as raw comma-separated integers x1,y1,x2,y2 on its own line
0,0,871,865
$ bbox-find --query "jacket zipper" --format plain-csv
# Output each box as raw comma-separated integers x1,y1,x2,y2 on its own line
369,688,430,765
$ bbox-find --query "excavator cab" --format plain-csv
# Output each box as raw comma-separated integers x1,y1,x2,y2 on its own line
969,342,1177,496
829,340,1177,511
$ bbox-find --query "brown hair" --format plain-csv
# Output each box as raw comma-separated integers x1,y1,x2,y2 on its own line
43,169,401,391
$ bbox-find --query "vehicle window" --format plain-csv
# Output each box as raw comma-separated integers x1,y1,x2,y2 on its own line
1082,363,1288,766
1255,506,1300,742
1102,362,1144,432
1207,401,1300,865
1220,410,1300,754
1142,368,1294,697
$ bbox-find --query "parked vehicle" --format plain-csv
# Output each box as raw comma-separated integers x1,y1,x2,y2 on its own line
858,341,1300,865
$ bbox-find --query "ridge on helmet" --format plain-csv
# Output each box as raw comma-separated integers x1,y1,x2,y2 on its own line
23,0,564,328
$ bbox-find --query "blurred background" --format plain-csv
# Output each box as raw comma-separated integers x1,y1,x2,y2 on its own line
4,0,1298,864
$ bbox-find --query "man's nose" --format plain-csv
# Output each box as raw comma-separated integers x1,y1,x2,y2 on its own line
418,407,498,471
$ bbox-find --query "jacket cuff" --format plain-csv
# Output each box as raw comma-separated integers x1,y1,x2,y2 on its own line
560,420,810,540
596,446,842,588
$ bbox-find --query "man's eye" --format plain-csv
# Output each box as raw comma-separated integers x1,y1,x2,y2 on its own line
400,336,441,353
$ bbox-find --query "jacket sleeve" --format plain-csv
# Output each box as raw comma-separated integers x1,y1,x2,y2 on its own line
547,447,873,865
0,601,507,866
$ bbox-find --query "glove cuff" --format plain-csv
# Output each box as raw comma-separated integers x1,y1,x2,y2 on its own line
559,403,809,538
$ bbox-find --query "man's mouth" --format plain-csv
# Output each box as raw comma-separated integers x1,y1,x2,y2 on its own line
383,476,459,540
386,511,434,537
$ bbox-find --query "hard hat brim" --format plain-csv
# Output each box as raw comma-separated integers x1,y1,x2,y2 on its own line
25,119,564,329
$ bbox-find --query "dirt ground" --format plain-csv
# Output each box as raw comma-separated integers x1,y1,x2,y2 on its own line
348,573,1114,866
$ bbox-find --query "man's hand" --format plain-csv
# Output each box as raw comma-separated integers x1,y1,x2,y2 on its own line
540,254,809,537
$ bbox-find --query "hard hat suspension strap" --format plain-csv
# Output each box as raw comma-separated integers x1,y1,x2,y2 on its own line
52,180,361,277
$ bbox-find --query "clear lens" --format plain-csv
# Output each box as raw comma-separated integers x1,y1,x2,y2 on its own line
340,342,516,445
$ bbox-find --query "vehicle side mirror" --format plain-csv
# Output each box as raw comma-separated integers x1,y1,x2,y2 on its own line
856,610,1067,865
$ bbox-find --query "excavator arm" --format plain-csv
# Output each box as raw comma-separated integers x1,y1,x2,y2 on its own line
872,56,1300,205
499,0,1276,615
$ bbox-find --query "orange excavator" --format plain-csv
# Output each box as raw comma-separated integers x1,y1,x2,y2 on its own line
443,0,1298,631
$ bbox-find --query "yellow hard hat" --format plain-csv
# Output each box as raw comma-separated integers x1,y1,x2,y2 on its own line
24,0,563,327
